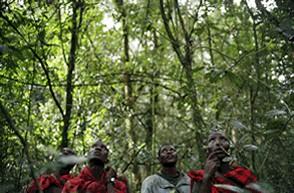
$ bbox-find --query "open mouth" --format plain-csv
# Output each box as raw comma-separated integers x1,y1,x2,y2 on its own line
165,155,176,161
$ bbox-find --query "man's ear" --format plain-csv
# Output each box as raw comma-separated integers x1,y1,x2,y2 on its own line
156,155,160,161
157,156,161,162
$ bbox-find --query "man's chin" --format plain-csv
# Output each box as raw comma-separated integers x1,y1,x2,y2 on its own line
88,157,105,165
162,162,176,168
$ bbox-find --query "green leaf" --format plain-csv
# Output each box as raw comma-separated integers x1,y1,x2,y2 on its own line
214,184,245,192
243,144,258,151
231,120,248,130
266,109,287,117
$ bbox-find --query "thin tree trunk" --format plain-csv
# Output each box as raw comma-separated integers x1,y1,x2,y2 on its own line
244,0,260,171
118,0,141,190
0,102,41,192
159,0,206,161
144,29,159,176
61,0,80,148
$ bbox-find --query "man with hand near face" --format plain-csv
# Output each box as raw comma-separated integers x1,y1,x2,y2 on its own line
62,140,127,193
141,144,190,193
188,130,260,193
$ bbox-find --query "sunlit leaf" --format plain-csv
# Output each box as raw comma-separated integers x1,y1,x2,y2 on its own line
214,184,245,192
266,110,287,117
243,144,258,151
245,183,263,192
231,120,248,130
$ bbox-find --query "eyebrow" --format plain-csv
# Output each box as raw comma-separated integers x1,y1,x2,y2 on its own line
161,146,176,151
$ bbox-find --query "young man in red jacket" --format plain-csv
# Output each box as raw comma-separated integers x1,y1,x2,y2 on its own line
188,130,260,193
26,147,76,193
62,140,127,193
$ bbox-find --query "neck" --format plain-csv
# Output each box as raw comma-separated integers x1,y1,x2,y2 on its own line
218,161,231,174
89,164,105,179
161,166,178,177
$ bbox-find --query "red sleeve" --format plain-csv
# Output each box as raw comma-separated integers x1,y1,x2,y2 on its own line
188,169,204,182
26,175,61,193
61,178,82,193
188,170,205,193
225,166,261,193
113,180,128,193
227,166,257,185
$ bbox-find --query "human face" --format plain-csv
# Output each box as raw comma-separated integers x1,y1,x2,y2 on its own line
58,148,76,171
61,147,76,156
158,145,177,165
207,132,230,159
88,140,109,163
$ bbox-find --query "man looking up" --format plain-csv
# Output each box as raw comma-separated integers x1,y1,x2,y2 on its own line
141,144,190,193
188,130,260,193
62,140,127,193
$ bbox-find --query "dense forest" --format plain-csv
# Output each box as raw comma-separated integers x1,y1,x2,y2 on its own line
0,0,293,192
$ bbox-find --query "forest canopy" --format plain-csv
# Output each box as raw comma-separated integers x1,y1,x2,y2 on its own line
0,0,293,192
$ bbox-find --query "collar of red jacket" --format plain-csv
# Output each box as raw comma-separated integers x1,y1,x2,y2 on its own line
188,166,257,186
64,166,108,193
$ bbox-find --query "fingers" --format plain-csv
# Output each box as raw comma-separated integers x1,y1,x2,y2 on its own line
204,157,220,178
219,146,230,156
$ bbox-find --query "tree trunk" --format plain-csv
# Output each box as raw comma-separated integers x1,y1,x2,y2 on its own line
159,0,206,162
61,0,79,148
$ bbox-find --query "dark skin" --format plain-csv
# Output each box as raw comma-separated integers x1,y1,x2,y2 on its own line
86,140,116,193
196,132,231,193
158,145,179,178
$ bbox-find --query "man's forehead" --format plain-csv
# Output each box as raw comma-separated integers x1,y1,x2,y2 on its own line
61,147,76,155
160,144,176,151
92,140,107,148
208,131,227,139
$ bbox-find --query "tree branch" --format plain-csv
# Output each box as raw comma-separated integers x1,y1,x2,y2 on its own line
159,0,185,64
0,13,65,118
0,101,39,192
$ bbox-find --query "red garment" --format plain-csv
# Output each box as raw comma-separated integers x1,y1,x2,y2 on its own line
188,166,260,193
26,174,73,193
62,166,127,193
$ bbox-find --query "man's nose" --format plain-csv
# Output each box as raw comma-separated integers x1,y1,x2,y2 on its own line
215,138,221,146
95,146,102,151
167,149,174,154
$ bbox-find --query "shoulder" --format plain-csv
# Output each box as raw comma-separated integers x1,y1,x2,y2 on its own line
64,175,83,185
141,175,163,193
141,174,166,189
226,166,257,185
187,169,205,182
26,175,60,193
62,176,83,193
230,166,256,177
178,172,191,183
60,174,74,182
114,178,128,190
142,174,162,185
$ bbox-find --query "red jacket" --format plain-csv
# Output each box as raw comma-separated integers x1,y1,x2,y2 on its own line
188,166,260,193
62,166,127,193
26,174,72,193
